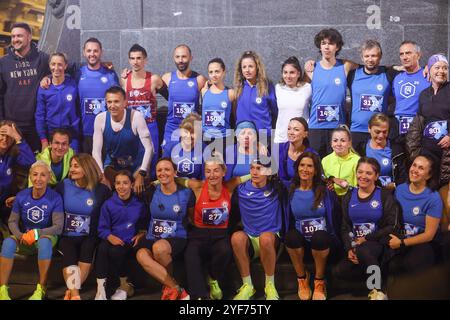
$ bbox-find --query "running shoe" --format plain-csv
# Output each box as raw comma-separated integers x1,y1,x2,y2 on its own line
297,275,312,300
264,281,279,300
208,278,223,300
233,283,256,300
312,279,327,300
111,288,127,300
28,284,45,300
0,285,11,300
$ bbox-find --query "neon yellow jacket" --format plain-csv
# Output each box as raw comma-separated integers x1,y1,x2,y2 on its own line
321,150,360,196
28,147,74,187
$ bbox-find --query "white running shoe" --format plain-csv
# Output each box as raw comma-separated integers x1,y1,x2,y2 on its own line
111,289,127,300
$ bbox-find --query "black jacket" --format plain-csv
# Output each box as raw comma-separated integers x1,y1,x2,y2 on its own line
341,187,400,252
0,43,50,128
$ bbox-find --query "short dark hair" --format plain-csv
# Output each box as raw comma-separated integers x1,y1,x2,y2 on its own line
174,44,192,55
314,28,344,55
11,23,32,34
50,128,72,143
129,44,147,58
156,157,177,172
208,57,226,71
105,86,126,99
114,170,134,183
83,37,102,50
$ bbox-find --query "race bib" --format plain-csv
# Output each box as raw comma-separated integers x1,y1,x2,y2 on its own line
317,105,339,122
360,94,383,112
65,213,90,235
173,102,194,118
403,223,421,238
202,207,229,225
83,98,105,115
132,104,154,122
379,176,392,187
152,219,177,238
353,222,376,238
204,110,225,128
423,121,448,140
297,217,327,239
397,116,414,135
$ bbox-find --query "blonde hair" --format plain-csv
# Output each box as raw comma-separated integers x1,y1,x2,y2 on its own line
29,160,51,176
368,113,389,128
234,51,269,99
180,112,201,134
204,151,227,173
70,153,102,191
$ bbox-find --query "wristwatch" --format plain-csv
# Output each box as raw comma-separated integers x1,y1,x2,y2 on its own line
400,238,406,248
138,170,147,177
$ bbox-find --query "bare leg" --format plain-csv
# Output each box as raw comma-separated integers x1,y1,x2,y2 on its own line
286,247,306,277
231,231,251,277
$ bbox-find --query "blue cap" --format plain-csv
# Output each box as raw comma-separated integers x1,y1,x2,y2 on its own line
235,120,257,136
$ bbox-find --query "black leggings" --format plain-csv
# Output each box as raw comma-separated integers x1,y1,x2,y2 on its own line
59,236,98,267
184,227,232,299
333,240,384,281
284,229,332,251
388,242,436,275
95,240,133,279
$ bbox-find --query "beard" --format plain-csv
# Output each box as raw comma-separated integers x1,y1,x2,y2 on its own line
176,62,188,72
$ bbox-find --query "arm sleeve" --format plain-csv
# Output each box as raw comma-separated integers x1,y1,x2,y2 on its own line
157,82,169,100
40,212,64,236
366,190,398,242
8,211,23,239
132,111,153,172
15,141,36,167
97,202,111,240
40,194,64,236
92,113,106,172
35,88,48,140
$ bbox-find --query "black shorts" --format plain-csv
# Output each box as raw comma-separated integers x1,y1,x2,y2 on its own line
58,236,98,268
134,237,187,259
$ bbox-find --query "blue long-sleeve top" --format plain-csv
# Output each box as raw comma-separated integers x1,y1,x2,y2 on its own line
35,77,80,143
277,142,318,189
0,141,35,202
98,192,147,244
235,81,278,134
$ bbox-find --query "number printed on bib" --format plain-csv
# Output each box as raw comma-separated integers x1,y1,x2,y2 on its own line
360,94,383,112
423,120,448,140
173,102,194,118
397,116,414,135
317,105,339,122
202,207,228,225
65,213,90,235
152,219,177,238
83,98,105,115
298,217,327,239
204,111,225,127
353,223,376,238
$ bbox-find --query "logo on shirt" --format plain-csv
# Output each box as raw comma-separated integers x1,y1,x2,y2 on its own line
27,206,44,224
100,77,108,84
6,168,11,176
370,200,380,209
222,201,228,208
334,78,341,85
66,94,73,102
318,201,324,208
382,158,389,166
132,90,140,97
377,84,384,91
187,81,195,88
86,199,94,206
264,190,273,197
412,206,420,216
246,192,255,196
221,101,228,109
255,97,262,104
400,82,416,98
126,223,133,229
178,158,194,175
351,204,358,208
173,204,181,213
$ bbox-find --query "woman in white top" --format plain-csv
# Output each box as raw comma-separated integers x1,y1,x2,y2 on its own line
274,56,312,143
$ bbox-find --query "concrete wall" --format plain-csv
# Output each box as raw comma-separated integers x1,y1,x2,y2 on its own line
43,0,448,86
